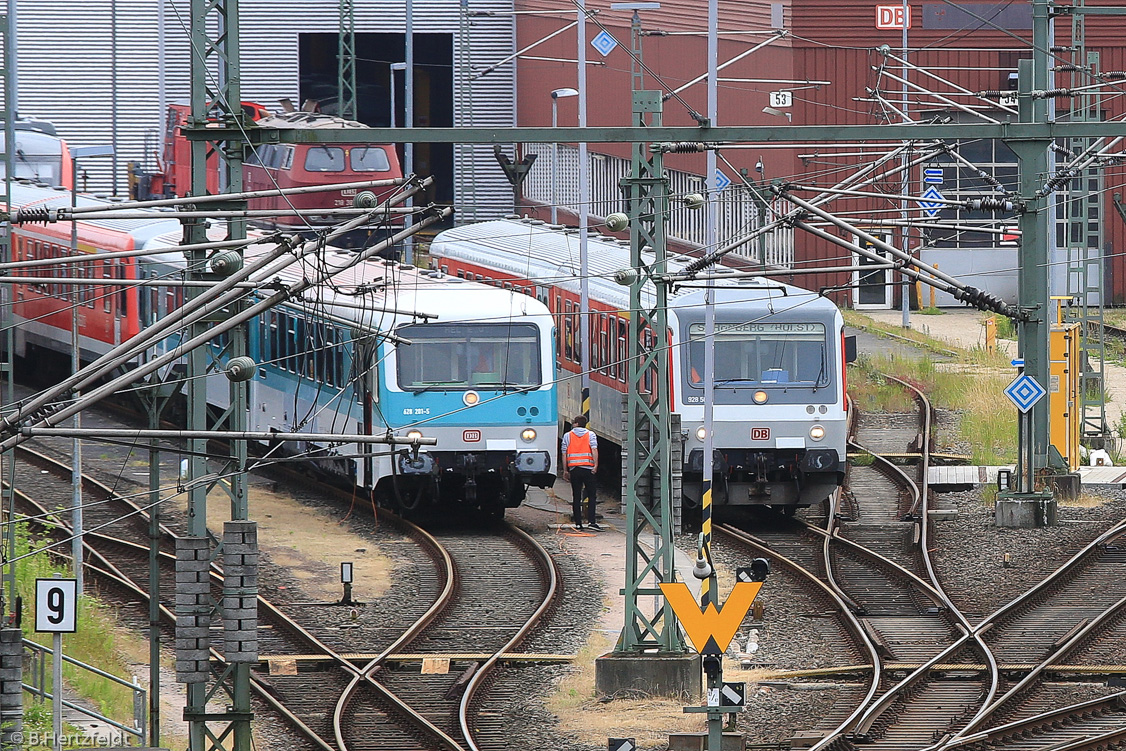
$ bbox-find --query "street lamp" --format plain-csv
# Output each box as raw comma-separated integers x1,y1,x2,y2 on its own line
390,62,407,128
762,106,792,122
550,88,579,224
69,144,114,597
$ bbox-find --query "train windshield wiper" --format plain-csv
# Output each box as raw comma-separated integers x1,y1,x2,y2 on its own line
714,378,754,386
410,381,464,394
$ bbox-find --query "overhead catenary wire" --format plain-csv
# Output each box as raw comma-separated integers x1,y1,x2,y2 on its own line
0,202,449,451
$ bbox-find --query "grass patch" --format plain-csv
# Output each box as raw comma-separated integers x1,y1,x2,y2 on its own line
546,630,703,748
13,525,141,732
847,313,1018,465
1060,492,1113,509
917,307,944,316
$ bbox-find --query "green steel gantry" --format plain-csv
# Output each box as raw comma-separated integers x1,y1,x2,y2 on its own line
618,88,683,654
183,1,254,750
338,0,357,121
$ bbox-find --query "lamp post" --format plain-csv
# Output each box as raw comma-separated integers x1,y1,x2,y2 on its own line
69,144,114,597
550,87,578,224
389,62,407,128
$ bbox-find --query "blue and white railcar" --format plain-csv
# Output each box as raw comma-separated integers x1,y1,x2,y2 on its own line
9,181,557,516
430,218,848,510
236,246,558,514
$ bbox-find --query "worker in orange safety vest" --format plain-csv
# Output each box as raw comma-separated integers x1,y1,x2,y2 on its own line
561,415,600,530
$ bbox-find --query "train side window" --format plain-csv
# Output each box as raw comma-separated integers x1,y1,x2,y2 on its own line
440,265,448,275
102,262,112,313
116,263,127,317
267,311,279,366
281,146,295,170
617,318,627,382
564,300,574,361
457,270,465,279
600,314,610,375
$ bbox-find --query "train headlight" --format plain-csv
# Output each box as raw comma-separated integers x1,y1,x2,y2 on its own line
695,426,707,441
406,429,424,440
753,390,768,404
809,425,825,441
521,428,537,443
463,391,480,406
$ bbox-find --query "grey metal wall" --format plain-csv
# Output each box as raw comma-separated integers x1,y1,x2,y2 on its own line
15,0,515,217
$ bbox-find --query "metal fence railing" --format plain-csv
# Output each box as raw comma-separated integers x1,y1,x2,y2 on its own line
521,143,795,268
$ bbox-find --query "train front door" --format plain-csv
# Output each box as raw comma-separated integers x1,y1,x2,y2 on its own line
853,234,893,309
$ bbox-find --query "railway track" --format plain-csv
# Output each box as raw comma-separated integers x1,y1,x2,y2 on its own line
9,410,561,751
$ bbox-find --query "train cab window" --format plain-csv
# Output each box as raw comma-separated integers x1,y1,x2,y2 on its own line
685,322,829,388
350,146,391,172
305,146,345,172
396,322,541,390
280,146,295,170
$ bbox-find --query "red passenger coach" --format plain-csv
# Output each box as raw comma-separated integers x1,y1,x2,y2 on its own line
6,182,181,365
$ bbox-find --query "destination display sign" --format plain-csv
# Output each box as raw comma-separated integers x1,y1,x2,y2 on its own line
689,322,824,336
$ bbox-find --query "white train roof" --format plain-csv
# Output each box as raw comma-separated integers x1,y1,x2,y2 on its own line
10,181,185,250
429,218,837,322
243,241,552,333
8,181,549,334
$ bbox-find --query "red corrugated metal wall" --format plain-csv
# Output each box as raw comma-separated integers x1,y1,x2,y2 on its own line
515,1,1126,306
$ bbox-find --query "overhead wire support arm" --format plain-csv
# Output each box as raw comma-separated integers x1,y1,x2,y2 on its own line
0,202,448,448
774,186,1028,321
19,429,438,446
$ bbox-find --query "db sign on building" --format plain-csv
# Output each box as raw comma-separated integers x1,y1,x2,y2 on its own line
876,4,911,29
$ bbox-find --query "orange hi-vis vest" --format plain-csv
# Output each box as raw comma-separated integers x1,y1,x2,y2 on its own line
565,431,595,468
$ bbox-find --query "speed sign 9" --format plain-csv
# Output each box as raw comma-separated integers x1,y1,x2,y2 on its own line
35,578,77,633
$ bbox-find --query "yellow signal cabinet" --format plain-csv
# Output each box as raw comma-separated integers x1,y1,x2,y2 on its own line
1048,316,1080,471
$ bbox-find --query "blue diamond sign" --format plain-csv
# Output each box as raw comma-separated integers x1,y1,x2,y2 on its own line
917,185,945,217
1004,373,1046,413
591,30,618,56
714,169,731,191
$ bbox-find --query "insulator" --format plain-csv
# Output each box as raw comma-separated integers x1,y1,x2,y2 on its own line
1105,72,1126,79
1053,65,1083,72
352,190,379,209
209,250,244,277
15,206,53,225
667,142,707,154
977,90,1007,97
1035,88,1071,98
966,197,1015,213
225,356,257,383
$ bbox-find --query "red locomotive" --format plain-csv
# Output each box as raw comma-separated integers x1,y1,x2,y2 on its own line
136,104,403,238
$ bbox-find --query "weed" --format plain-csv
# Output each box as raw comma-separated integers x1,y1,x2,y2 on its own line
12,525,140,730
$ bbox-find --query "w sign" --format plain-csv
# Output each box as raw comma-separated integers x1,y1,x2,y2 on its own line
876,5,911,29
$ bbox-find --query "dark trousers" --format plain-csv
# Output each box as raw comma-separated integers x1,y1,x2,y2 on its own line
569,466,597,525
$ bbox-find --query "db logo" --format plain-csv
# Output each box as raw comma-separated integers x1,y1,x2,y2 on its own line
751,427,770,441
463,430,482,442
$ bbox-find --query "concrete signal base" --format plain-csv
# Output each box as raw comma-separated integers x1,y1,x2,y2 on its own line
995,489,1057,528
595,652,702,698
